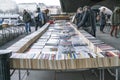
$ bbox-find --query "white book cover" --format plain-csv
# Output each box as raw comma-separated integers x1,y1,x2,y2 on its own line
31,45,43,49
27,49,41,54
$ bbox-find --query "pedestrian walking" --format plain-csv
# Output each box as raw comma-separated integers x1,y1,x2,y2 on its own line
23,9,31,34
34,7,44,31
99,8,106,33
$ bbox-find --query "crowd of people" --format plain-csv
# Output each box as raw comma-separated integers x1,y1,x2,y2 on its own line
23,7,49,34
74,6,120,38
22,6,120,38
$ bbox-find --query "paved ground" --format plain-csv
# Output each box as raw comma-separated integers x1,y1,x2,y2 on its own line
96,27,120,50
1,26,120,80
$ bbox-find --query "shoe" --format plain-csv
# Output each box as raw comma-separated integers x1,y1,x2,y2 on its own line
29,32,31,34
100,31,105,33
102,31,105,33
110,33,113,37
25,32,28,35
115,36,118,38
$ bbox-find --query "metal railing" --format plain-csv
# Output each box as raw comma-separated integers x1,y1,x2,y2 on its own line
0,24,25,46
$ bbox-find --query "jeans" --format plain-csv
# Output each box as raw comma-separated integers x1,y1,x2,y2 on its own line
100,24,105,31
25,22,31,33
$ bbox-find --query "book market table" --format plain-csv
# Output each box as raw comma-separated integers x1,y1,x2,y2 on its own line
2,21,120,80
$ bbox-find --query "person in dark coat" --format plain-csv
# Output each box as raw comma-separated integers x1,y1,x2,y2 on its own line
75,7,83,26
42,9,50,25
34,7,44,31
99,8,106,33
23,9,31,34
78,6,96,37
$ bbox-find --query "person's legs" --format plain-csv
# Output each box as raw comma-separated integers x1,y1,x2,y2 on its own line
100,24,105,33
91,29,96,37
110,26,115,36
118,26,120,37
35,21,38,31
39,21,42,28
25,23,28,34
27,22,31,32
103,24,105,32
100,25,102,31
115,26,118,38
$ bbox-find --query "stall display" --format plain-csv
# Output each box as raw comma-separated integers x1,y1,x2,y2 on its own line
10,21,120,70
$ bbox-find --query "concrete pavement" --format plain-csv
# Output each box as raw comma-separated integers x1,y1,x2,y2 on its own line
96,26,120,50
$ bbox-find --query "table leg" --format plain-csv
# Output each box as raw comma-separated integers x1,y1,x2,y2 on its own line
115,68,118,80
54,71,57,80
102,69,104,80
18,69,21,80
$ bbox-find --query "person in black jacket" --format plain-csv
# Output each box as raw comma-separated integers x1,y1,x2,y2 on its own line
78,6,96,37
75,7,83,26
23,9,31,34
99,8,106,33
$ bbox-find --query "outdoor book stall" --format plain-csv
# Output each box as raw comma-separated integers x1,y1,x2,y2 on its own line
4,21,120,80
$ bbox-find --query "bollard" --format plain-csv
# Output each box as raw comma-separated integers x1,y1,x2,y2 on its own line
0,50,12,80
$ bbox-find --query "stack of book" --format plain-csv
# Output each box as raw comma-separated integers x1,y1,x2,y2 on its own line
10,21,120,70
7,23,50,53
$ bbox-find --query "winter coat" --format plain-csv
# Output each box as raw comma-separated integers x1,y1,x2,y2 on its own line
75,13,83,25
77,11,89,27
100,12,106,25
43,12,49,24
23,12,31,23
111,7,120,26
78,10,96,28
78,9,96,37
